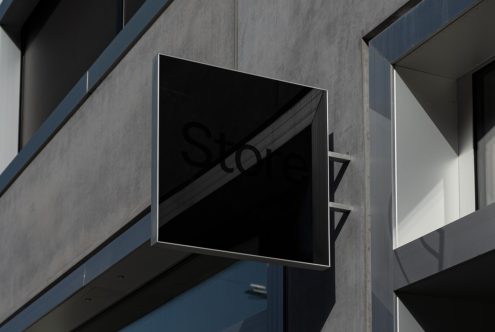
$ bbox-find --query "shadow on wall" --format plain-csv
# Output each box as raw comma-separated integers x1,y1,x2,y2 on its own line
284,134,350,332
394,228,446,287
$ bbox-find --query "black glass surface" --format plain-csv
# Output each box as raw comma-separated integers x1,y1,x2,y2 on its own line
160,128,313,262
156,55,328,266
158,56,310,202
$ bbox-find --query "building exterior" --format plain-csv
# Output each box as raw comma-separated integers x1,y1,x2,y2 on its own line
0,0,494,331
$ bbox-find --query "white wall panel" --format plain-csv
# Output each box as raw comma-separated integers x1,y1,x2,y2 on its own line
457,74,476,217
0,27,20,174
395,70,460,247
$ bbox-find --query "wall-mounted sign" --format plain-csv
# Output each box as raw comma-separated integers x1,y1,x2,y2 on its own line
152,54,330,269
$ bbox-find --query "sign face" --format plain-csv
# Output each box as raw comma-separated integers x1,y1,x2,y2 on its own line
152,54,329,269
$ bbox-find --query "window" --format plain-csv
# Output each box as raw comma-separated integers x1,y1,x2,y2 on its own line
122,262,269,332
473,60,495,209
77,261,272,331
393,67,475,247
20,0,145,147
391,0,495,247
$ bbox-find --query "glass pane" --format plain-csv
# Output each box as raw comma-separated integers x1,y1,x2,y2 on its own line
121,262,268,332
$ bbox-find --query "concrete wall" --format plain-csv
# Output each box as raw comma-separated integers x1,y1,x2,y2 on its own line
0,27,20,174
0,0,236,322
0,0,410,329
237,2,407,331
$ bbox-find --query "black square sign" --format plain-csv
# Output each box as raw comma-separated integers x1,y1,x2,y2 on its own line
152,54,329,269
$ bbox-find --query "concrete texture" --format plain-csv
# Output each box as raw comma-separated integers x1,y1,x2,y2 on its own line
0,0,236,322
237,0,408,331
0,0,411,329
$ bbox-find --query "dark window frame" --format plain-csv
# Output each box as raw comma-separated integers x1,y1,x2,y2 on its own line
473,59,495,210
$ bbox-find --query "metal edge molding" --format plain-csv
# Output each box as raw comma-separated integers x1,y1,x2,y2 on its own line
0,214,151,331
151,54,160,246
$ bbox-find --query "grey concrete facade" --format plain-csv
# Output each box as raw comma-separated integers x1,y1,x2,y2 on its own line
0,0,412,329
236,1,407,331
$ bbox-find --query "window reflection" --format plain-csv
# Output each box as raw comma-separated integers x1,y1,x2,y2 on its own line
122,262,268,332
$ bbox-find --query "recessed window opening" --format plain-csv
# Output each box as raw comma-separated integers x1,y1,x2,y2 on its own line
19,0,146,148
393,0,495,247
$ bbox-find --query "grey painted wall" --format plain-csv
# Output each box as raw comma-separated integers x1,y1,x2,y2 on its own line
0,0,409,329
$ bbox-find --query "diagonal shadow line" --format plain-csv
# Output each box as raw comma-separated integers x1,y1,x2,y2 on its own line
330,162,349,199
332,211,350,240
394,250,411,285
419,229,445,271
